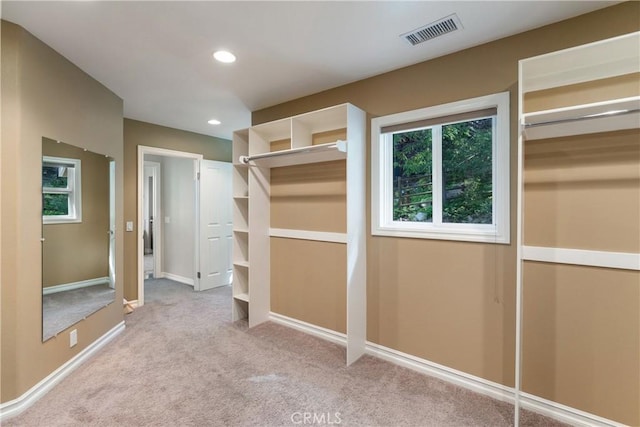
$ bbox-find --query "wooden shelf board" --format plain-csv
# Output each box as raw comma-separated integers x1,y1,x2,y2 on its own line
234,261,250,268
233,228,249,234
233,293,249,303
520,32,640,93
244,141,346,168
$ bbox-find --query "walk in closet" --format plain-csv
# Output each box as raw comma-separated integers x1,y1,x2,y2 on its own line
516,32,640,425
232,103,366,365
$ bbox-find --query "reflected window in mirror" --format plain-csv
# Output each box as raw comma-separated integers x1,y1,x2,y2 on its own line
42,138,116,341
42,156,82,224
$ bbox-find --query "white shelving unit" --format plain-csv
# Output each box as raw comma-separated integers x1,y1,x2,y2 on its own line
515,32,640,426
232,103,367,365
232,129,250,321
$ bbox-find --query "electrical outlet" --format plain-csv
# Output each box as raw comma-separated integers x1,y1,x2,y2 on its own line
70,329,78,347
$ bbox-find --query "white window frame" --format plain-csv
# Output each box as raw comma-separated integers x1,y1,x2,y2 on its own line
43,156,82,224
371,92,510,244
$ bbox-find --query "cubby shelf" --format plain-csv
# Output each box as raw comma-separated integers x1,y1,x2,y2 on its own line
232,129,250,322
233,261,249,268
233,293,249,303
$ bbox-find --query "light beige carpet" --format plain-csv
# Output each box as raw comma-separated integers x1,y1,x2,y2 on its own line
6,279,566,426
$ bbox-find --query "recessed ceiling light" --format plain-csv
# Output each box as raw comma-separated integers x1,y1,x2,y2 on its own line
208,119,221,125
213,50,236,63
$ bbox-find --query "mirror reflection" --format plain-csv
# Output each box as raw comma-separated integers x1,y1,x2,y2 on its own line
42,138,116,341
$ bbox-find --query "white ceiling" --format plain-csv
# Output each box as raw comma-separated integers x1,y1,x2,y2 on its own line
1,1,619,140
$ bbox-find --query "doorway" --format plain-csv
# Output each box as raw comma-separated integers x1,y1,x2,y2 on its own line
143,161,160,279
136,146,233,307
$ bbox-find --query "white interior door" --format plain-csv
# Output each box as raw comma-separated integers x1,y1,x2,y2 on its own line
198,160,232,291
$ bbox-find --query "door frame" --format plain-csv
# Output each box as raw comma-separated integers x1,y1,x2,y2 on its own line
137,146,202,307
143,161,161,278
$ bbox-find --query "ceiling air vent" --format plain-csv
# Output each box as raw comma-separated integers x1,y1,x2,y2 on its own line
401,14,462,46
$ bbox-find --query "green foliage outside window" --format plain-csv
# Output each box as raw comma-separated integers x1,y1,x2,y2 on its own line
393,129,433,222
43,194,69,216
42,165,70,216
393,118,493,224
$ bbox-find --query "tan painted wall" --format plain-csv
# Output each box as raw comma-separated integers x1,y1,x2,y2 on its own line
122,119,231,301
522,262,639,424
42,138,110,287
253,2,640,424
1,21,124,402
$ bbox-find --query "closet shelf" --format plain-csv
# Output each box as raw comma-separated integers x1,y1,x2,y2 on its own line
233,293,249,303
239,141,347,168
234,261,250,268
520,32,639,93
233,195,249,200
523,96,640,140
522,246,640,271
233,228,249,234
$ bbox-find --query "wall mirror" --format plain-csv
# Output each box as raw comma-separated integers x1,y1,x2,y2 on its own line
42,137,116,341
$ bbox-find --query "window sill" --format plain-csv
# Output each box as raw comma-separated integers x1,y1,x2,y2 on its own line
372,226,510,244
43,217,82,225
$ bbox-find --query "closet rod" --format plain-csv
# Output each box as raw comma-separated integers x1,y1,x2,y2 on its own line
524,108,640,128
239,140,346,164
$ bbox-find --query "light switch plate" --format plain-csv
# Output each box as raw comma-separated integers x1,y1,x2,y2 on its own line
126,221,134,232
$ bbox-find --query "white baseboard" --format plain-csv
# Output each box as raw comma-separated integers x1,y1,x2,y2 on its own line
162,272,194,286
267,312,623,427
269,312,347,347
0,321,125,422
519,392,627,427
364,341,513,403
42,277,111,295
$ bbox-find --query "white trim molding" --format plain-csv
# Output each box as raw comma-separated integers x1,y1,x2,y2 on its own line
269,312,347,347
269,228,347,244
267,313,626,427
42,277,111,295
0,321,125,422
519,393,628,427
523,246,640,271
125,299,139,309
365,341,512,404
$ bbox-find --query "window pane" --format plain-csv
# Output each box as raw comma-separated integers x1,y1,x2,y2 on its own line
42,166,68,189
43,193,69,216
392,129,433,222
442,118,493,224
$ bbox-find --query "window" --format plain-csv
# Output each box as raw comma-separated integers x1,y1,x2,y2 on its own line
372,92,510,243
42,156,82,224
